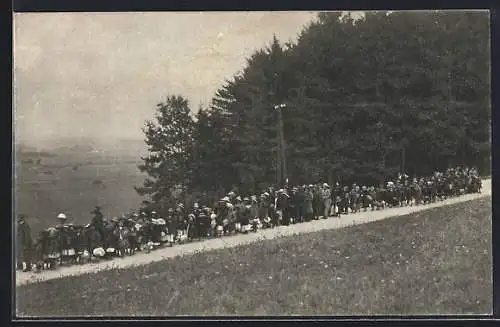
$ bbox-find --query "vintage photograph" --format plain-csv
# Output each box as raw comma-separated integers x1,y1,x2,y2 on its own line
13,11,491,317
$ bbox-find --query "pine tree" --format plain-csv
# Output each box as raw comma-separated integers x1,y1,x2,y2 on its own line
135,95,195,209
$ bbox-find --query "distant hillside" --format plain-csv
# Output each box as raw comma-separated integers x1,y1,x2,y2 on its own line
16,144,55,157
14,138,148,234
16,137,148,162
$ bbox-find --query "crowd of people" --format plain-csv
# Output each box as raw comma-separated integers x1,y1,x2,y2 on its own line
16,166,482,273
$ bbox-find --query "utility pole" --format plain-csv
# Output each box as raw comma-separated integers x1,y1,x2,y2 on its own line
274,103,287,186
401,146,406,175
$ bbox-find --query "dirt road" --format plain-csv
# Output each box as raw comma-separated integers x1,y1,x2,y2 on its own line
16,179,491,287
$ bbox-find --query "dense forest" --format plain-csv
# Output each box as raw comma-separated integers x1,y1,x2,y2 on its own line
136,11,491,208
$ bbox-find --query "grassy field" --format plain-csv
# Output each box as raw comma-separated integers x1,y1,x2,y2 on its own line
16,197,492,317
14,147,146,235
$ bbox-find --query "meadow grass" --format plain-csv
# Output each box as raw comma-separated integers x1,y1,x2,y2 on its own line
16,197,492,317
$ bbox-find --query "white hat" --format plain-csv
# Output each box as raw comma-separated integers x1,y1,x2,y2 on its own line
156,218,166,225
57,213,67,220
323,183,329,188
222,196,230,202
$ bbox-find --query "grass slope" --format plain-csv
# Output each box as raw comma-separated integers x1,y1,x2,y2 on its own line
16,197,492,316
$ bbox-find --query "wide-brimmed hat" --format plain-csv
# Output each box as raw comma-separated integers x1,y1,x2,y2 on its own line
222,196,230,202
235,196,242,202
323,183,329,188
57,213,67,220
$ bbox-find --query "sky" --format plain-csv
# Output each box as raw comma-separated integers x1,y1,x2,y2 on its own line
13,11,347,147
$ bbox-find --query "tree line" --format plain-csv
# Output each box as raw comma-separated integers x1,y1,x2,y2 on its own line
135,11,491,210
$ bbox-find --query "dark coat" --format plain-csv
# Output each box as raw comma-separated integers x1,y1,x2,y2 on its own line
17,220,33,263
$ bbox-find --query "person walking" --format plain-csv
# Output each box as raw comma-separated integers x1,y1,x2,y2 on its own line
312,184,322,219
332,181,342,217
321,183,332,219
16,214,33,271
303,185,314,222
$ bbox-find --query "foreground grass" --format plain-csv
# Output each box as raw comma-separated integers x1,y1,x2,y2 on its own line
17,197,492,316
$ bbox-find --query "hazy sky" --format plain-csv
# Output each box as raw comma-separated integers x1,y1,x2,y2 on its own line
13,11,340,146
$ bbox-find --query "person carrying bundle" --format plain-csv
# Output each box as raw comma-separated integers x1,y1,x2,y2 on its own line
258,193,272,228
237,197,253,233
55,213,77,265
276,189,291,226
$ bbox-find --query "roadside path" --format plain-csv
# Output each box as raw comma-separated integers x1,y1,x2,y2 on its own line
16,179,491,286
